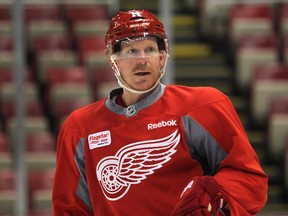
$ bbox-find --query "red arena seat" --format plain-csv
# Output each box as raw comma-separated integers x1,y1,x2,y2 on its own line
24,4,62,23
0,133,12,170
0,133,8,152
26,132,56,152
0,67,33,85
236,33,279,92
77,36,106,65
0,169,15,191
284,135,288,194
251,64,288,126
280,4,288,35
0,6,10,20
64,5,108,23
30,35,72,54
229,4,275,43
45,66,88,105
28,169,55,212
267,97,288,161
0,169,15,215
0,36,13,51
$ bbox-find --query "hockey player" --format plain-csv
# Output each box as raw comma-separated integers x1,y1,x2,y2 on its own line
52,9,268,215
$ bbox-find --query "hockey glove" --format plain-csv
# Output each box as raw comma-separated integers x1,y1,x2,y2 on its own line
171,176,228,216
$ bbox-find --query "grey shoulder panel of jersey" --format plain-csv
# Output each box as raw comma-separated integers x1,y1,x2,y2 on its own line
182,115,228,175
75,137,93,211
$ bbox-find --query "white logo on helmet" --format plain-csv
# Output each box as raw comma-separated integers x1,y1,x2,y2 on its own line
131,11,142,17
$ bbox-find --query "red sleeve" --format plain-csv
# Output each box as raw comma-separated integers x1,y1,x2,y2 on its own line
52,115,93,216
191,89,268,215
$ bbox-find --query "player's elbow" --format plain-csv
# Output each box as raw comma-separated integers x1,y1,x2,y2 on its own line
249,174,269,214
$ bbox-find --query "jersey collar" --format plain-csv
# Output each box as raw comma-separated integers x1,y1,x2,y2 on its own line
105,83,166,117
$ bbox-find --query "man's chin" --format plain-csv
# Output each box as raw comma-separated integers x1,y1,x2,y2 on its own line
135,83,159,92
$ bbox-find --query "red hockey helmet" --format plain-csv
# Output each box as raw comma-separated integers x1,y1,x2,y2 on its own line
105,10,168,54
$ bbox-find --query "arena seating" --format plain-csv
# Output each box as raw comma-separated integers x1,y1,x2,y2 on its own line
279,4,288,35
45,66,88,101
36,50,78,84
197,0,233,39
75,35,119,99
24,4,62,23
0,5,10,20
0,67,33,86
76,35,106,65
0,51,14,69
0,133,8,152
0,168,15,215
267,97,288,162
89,66,118,99
62,4,110,53
72,19,109,38
64,4,109,23
228,4,275,43
235,33,279,92
45,66,92,130
251,64,288,127
0,20,11,37
26,132,56,152
282,33,288,64
0,133,11,170
28,169,55,213
30,35,72,54
27,19,68,45
284,136,288,195
0,35,13,50
0,2,113,215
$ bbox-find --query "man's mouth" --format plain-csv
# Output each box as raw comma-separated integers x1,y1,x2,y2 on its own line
135,72,150,76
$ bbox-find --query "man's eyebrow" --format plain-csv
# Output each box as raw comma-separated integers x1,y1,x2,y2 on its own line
121,43,134,49
122,41,157,49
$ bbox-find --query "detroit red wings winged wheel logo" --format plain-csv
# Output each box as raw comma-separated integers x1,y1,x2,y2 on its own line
96,130,181,201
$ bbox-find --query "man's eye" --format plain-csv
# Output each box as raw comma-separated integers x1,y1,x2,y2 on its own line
145,47,157,54
128,49,138,54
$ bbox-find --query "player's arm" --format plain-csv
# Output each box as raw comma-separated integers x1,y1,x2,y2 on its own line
52,116,93,215
173,89,268,215
212,96,267,215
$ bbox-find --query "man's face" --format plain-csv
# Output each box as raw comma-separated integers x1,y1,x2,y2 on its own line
113,37,164,92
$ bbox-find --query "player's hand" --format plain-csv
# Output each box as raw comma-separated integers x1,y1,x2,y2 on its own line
171,176,228,216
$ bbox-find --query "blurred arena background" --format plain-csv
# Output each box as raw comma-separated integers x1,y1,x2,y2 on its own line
0,0,288,215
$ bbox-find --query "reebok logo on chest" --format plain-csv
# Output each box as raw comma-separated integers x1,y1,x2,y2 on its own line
147,119,177,130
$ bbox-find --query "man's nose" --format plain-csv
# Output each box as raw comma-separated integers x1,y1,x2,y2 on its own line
136,51,147,65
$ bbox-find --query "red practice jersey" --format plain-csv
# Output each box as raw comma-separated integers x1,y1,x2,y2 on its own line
52,84,268,215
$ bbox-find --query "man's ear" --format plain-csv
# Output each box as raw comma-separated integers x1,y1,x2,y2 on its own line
106,51,116,70
108,55,118,71
110,61,117,71
159,52,165,67
106,50,117,71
